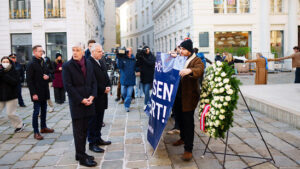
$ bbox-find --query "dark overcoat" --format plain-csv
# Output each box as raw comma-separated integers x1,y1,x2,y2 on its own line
26,57,50,102
62,58,97,119
89,57,111,110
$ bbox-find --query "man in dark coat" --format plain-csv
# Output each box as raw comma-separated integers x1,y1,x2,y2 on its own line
87,43,112,153
84,40,96,60
9,54,26,107
136,46,155,108
26,45,54,140
62,43,97,167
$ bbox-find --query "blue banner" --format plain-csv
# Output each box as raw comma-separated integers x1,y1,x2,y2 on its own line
146,52,186,150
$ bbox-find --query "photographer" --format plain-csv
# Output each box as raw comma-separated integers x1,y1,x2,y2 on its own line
136,46,155,109
117,47,136,112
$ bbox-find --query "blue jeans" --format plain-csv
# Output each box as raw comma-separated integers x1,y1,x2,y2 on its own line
142,83,151,105
32,101,47,134
135,77,144,97
121,85,134,108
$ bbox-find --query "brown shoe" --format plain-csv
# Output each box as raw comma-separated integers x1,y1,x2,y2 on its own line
40,128,54,133
172,139,184,146
181,151,193,161
34,133,44,140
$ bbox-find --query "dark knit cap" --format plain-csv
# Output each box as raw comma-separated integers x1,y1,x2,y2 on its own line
56,53,62,58
143,46,149,50
180,39,193,53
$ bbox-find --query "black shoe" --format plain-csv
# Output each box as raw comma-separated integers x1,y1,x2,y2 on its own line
115,98,120,102
79,158,97,167
96,139,111,146
20,104,26,107
75,154,94,161
14,124,25,133
89,144,105,153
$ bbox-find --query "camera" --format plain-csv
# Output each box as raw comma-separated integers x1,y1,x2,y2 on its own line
113,47,129,58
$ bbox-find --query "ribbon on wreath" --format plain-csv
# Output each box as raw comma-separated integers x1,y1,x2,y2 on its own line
200,104,211,132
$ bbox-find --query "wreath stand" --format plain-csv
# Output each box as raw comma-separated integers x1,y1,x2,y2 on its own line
202,88,276,169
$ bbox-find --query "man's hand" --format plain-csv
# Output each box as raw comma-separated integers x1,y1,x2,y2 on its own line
85,96,95,106
81,98,89,106
105,87,111,94
179,69,192,77
43,74,49,80
32,94,39,101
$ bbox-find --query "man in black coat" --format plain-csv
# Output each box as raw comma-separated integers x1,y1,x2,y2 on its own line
87,43,112,153
136,46,155,109
26,45,54,140
62,43,97,167
9,54,26,107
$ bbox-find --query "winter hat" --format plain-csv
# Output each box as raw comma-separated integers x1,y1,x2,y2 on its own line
56,53,62,59
180,39,193,53
143,46,150,50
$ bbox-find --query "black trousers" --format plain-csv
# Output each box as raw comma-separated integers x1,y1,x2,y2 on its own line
174,96,195,152
87,104,105,144
72,117,89,160
54,87,65,104
17,83,25,106
295,68,300,83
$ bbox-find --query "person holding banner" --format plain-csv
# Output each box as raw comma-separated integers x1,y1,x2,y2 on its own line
172,39,204,161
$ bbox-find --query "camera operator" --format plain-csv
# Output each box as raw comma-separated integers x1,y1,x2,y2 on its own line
136,46,155,110
117,47,136,112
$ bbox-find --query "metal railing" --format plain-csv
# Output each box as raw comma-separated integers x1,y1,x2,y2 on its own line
9,9,31,19
44,8,66,18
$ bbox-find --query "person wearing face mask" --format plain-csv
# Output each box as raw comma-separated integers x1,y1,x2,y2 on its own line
52,53,65,104
0,57,25,133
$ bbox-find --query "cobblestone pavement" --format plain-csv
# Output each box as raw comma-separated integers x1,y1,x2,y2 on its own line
0,86,300,169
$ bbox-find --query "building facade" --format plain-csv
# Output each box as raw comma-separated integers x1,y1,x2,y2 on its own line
103,0,116,52
153,0,300,70
0,0,105,63
119,0,154,53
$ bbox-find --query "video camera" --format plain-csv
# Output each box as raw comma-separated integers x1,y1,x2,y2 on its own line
113,46,129,58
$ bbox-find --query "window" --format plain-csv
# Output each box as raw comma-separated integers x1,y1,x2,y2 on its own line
270,30,284,58
142,11,145,27
146,8,149,25
270,0,283,14
135,15,138,29
130,17,132,31
199,32,209,47
130,38,133,47
44,0,66,18
11,34,32,64
9,0,31,19
147,34,150,46
45,32,67,60
214,0,250,13
136,37,139,48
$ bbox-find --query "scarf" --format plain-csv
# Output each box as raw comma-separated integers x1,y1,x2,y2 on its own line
260,56,268,70
76,57,86,78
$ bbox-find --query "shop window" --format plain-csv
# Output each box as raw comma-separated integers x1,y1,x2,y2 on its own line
9,0,31,19
270,30,284,58
11,33,32,64
44,0,66,18
45,32,67,60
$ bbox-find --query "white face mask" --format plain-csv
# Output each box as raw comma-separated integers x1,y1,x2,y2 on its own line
2,63,10,69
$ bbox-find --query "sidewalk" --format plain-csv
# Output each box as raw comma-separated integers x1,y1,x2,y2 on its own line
0,87,299,168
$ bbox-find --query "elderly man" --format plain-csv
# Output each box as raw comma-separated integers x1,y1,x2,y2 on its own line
62,43,97,167
117,47,136,112
87,43,112,153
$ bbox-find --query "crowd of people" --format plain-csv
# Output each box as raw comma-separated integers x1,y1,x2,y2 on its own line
0,37,299,166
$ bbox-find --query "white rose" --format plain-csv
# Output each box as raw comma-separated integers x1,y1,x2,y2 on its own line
219,82,223,87
225,84,231,90
209,122,214,126
220,96,224,102
219,88,225,93
217,68,222,72
223,102,228,106
218,104,222,108
213,88,219,94
225,96,231,101
227,89,234,95
215,72,219,76
212,64,216,69
223,78,229,84
219,115,225,120
203,93,207,97
214,97,219,101
214,120,221,127
221,72,227,77
216,111,220,115
205,99,210,103
212,128,216,132
216,61,222,67
220,109,226,114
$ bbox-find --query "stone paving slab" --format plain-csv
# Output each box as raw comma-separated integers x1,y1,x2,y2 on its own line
0,87,299,168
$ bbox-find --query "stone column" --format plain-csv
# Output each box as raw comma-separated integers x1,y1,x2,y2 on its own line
258,0,273,70
285,0,298,70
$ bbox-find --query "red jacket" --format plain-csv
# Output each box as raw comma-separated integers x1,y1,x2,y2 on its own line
53,62,64,88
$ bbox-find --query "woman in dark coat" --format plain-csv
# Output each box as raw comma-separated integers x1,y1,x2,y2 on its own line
52,53,65,104
0,57,24,133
